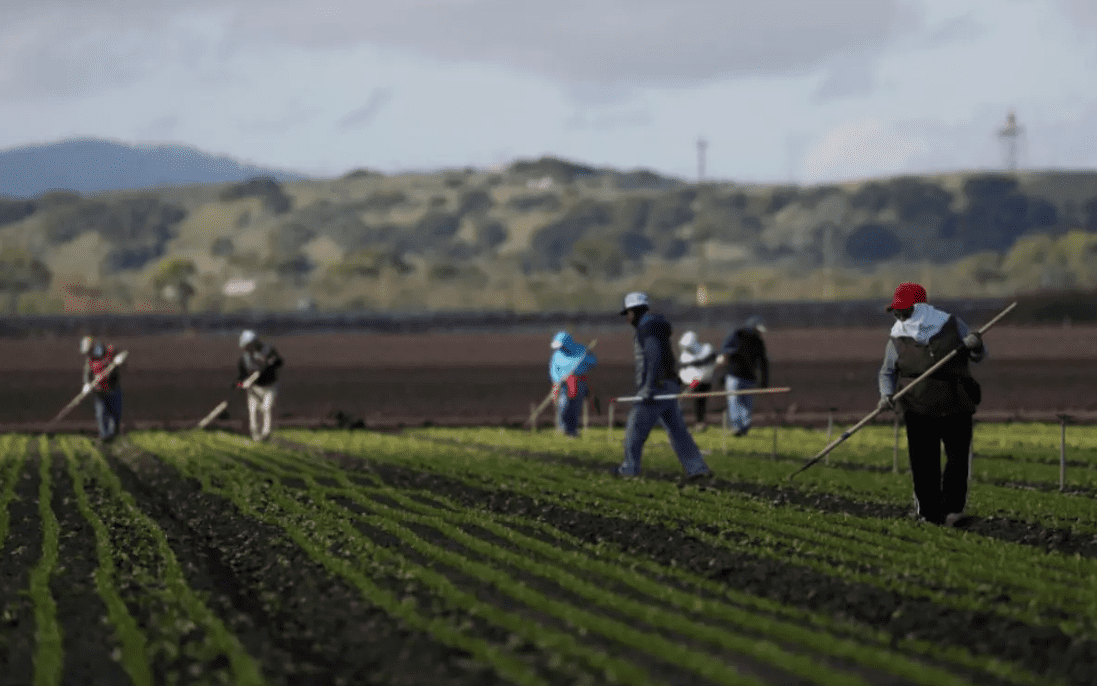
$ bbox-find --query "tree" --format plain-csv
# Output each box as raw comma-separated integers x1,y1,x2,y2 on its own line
152,258,197,314
0,249,51,314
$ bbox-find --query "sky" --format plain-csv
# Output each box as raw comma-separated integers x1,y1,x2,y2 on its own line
1,0,1095,184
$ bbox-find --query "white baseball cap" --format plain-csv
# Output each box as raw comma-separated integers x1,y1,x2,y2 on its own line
619,292,649,315
239,330,258,348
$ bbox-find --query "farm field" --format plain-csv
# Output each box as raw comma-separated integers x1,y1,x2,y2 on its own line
2,325,1097,431
2,424,1097,685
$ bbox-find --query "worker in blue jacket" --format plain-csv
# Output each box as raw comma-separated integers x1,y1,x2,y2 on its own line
549,331,597,437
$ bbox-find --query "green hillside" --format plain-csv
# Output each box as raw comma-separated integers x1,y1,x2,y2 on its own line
1,159,1096,314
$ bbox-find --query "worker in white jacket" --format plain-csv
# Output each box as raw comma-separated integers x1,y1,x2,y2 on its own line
678,331,718,429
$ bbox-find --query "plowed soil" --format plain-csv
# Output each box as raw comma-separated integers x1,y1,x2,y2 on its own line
1,324,1095,430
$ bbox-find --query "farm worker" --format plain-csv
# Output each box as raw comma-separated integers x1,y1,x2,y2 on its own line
715,315,770,437
237,330,284,442
549,331,597,437
612,292,714,484
82,339,123,443
678,330,718,430
877,282,986,527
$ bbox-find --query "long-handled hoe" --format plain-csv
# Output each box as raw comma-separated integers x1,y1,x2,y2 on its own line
197,370,260,430
788,301,1017,480
529,339,597,431
45,350,130,430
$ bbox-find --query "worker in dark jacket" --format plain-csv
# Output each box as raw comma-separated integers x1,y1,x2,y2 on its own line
877,283,986,527
237,330,284,441
82,339,124,443
611,292,713,484
716,315,770,437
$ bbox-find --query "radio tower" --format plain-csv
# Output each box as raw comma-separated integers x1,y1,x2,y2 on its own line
998,110,1023,171
697,137,707,182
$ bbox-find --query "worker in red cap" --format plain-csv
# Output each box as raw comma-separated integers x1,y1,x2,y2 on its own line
877,283,987,527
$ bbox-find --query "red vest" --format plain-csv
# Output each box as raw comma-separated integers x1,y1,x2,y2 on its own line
88,348,116,391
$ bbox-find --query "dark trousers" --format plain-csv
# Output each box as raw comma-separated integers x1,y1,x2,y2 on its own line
691,382,712,423
904,411,973,524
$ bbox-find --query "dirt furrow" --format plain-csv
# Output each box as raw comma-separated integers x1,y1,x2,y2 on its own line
107,442,514,686
0,446,41,684
46,446,131,686
308,446,1096,686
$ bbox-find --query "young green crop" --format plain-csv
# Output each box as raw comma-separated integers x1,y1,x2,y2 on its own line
30,436,62,686
57,437,153,686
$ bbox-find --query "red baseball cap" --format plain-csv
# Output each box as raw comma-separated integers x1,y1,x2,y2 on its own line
886,282,927,311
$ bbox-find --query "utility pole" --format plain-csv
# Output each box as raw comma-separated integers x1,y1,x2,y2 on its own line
697,137,707,183
998,110,1023,172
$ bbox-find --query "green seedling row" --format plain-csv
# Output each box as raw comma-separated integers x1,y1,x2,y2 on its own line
57,438,153,686
288,429,1097,635
0,434,28,551
209,435,906,686
404,426,1097,530
227,435,1001,686
66,437,267,686
188,432,779,686
30,437,62,686
131,431,599,686
283,429,1071,685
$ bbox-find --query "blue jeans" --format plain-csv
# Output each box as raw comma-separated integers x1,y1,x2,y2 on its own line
618,381,710,477
725,376,755,434
558,381,588,436
93,389,123,439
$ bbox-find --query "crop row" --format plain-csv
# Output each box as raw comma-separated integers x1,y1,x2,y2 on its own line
128,429,1040,686
277,429,1079,685
286,429,1097,635
412,426,1097,530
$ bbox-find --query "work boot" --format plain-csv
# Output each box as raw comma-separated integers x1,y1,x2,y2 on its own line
678,470,715,489
944,512,972,528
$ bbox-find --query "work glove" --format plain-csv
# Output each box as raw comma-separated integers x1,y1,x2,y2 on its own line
565,375,580,399
82,383,93,395
550,384,560,400
235,380,245,388
877,395,896,412
962,331,983,350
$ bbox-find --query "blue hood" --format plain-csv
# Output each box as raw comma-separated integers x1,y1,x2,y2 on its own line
549,332,597,382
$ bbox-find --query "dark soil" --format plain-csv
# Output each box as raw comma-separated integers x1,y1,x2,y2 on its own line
106,442,524,686
45,448,131,686
4,327,1097,431
306,442,1097,686
0,447,41,683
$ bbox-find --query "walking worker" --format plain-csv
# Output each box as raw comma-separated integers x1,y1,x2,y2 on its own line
678,330,718,429
237,330,284,442
716,315,770,437
877,282,986,527
82,338,124,443
612,292,714,484
548,331,597,437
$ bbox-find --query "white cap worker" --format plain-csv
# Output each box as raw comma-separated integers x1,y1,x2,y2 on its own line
677,331,718,430
612,292,714,485
237,330,284,442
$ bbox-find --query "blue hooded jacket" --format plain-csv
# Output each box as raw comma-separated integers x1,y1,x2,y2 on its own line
549,332,597,383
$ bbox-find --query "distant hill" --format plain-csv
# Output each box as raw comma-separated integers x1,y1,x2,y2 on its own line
1,154,1096,315
0,138,308,198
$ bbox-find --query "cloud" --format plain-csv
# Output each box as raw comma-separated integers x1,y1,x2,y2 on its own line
801,117,929,183
337,87,396,128
1,0,909,99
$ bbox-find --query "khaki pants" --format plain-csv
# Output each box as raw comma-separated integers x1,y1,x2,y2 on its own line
246,384,277,440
